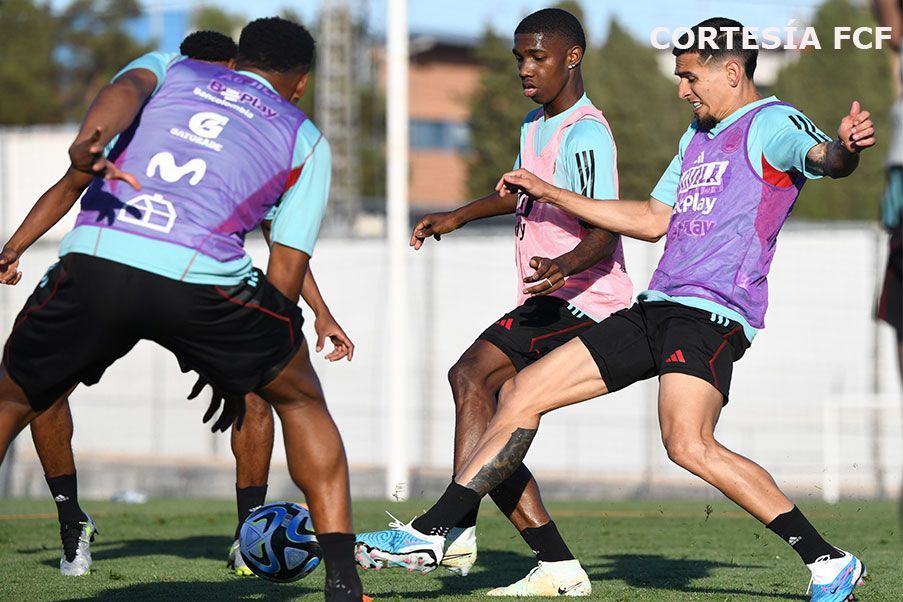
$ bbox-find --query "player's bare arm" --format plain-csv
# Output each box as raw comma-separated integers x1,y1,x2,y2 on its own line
497,169,671,242
523,228,619,295
68,68,157,183
0,167,94,285
300,269,355,362
805,101,875,178
260,221,354,361
410,191,518,250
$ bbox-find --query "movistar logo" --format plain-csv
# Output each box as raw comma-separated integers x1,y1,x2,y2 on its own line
146,152,207,185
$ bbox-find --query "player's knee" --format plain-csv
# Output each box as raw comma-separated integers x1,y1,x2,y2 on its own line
662,434,710,472
496,376,534,420
244,394,274,420
448,357,491,404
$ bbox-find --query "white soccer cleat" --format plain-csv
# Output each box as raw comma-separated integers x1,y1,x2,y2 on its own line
441,526,477,576
487,559,591,597
227,539,255,577
807,549,867,602
354,512,446,574
59,515,97,577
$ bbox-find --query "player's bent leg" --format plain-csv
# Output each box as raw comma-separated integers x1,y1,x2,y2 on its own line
29,394,98,577
445,341,517,575
30,396,77,477
257,340,363,601
657,373,866,601
657,373,793,523
0,370,39,466
228,393,274,577
448,341,516,474
454,338,607,490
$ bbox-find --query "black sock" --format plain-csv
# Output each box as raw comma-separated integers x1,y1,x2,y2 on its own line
234,484,267,540
318,532,363,601
521,521,575,562
766,506,844,564
45,473,86,525
412,481,481,537
455,505,479,529
488,463,533,517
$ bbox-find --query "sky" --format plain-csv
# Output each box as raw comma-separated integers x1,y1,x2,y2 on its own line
48,0,833,46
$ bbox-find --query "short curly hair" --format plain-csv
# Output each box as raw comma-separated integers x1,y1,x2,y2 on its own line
515,8,586,51
179,30,237,63
237,17,315,73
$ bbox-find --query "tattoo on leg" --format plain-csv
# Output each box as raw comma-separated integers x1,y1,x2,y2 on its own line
465,428,537,496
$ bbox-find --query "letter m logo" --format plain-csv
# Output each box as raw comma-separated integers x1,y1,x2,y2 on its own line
146,152,207,186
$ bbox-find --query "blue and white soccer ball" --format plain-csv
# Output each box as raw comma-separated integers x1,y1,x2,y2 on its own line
239,501,321,582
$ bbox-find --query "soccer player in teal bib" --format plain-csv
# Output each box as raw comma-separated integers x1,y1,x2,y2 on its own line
358,9,629,596
356,18,876,602
0,18,367,601
10,31,355,580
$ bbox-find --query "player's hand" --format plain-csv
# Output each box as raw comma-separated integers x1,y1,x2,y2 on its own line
69,126,142,191
0,248,22,286
313,311,355,362
187,375,247,432
838,101,875,153
495,169,557,203
410,211,460,250
523,256,568,296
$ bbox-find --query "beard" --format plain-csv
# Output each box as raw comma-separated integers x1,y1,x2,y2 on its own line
695,113,718,132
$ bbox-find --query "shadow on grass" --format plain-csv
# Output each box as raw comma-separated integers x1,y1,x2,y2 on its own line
589,553,807,600
54,579,318,601
22,534,233,569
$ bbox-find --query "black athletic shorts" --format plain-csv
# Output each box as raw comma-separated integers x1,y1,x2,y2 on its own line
477,296,596,372
577,300,750,403
3,253,304,411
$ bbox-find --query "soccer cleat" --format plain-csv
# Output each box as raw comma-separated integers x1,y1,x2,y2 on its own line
59,515,97,576
807,550,867,602
354,512,445,574
227,539,255,576
487,560,592,597
441,526,477,576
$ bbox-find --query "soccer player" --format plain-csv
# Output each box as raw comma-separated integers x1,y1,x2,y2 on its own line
358,9,631,595
355,18,875,602
12,29,353,579
875,0,903,380
0,17,366,602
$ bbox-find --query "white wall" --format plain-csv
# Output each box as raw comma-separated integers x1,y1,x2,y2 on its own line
0,128,899,500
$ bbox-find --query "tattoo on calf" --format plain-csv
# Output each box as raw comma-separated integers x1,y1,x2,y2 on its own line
465,428,537,496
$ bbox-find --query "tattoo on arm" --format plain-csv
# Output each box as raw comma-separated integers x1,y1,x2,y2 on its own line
805,139,859,178
465,428,537,496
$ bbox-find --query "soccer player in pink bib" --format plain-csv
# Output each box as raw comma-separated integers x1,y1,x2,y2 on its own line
356,9,631,596
357,18,875,602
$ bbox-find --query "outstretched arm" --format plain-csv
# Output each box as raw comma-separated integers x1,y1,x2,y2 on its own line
0,167,94,284
804,101,875,178
410,191,517,250
68,69,157,180
497,170,671,243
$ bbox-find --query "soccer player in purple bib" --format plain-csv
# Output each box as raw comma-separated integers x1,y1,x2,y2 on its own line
4,30,355,579
355,18,875,602
0,17,366,602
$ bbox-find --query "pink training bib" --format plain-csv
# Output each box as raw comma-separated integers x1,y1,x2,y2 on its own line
514,105,633,320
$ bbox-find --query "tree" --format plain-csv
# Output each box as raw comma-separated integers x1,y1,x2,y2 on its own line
57,0,154,121
772,0,892,220
191,6,243,39
0,0,63,124
584,19,688,201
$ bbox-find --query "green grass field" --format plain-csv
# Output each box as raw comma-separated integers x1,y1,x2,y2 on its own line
0,498,899,601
